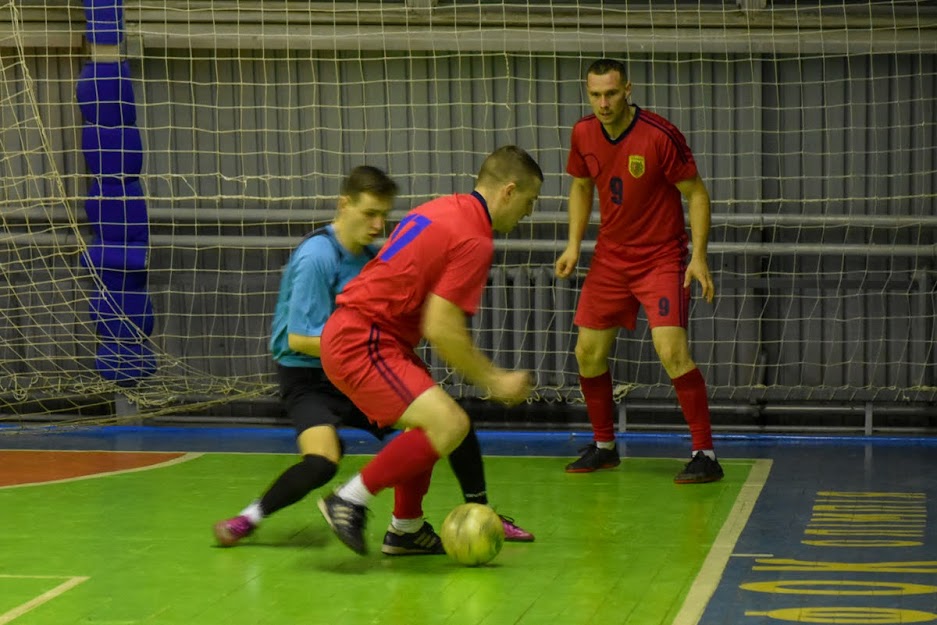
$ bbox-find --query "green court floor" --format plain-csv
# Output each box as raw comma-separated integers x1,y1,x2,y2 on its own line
1,453,756,625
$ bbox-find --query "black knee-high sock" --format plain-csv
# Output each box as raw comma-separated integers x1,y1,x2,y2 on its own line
259,454,338,517
447,425,488,505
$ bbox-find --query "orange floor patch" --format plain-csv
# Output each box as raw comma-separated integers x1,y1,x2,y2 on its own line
0,450,186,486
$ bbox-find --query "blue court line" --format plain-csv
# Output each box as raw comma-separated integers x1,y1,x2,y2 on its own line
0,424,935,455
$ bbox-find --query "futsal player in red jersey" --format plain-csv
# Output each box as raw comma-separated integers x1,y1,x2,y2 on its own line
317,145,543,554
556,58,723,484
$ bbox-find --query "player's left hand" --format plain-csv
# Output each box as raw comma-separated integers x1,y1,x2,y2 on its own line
489,370,533,407
684,256,715,303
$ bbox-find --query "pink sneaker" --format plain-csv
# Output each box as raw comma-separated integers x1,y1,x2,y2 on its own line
499,514,534,542
213,515,256,547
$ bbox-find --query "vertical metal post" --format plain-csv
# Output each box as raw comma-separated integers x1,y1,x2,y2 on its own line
864,401,873,436
115,393,141,426
914,269,933,389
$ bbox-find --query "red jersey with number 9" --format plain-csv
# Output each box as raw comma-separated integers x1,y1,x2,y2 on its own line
335,192,494,348
567,106,698,249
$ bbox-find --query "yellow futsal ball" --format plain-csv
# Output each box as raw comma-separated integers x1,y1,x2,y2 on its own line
440,503,505,566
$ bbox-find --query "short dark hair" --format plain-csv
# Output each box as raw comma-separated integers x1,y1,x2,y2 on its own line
477,145,544,189
587,58,627,82
341,165,399,200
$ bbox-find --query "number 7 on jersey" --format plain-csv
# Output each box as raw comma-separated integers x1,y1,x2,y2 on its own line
379,214,432,261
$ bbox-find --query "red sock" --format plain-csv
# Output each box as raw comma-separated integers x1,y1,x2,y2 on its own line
392,467,433,519
580,371,616,443
672,368,713,451
360,429,440,495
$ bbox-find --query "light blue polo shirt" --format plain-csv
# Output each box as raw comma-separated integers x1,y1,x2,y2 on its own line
269,225,376,368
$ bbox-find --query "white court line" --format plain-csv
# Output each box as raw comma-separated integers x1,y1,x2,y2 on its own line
0,575,82,579
732,553,776,558
0,576,89,625
671,458,774,625
0,452,203,490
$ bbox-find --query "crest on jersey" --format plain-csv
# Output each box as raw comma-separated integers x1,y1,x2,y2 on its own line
628,155,645,178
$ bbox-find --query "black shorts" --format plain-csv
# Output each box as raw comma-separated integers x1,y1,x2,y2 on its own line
276,364,393,440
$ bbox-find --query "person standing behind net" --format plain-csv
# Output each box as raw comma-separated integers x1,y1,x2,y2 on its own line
555,59,723,484
317,146,543,555
213,165,534,553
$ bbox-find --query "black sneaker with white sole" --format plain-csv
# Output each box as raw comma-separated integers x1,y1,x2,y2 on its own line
381,521,446,556
318,492,369,555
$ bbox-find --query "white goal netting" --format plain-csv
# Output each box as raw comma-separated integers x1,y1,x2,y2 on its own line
1,0,935,426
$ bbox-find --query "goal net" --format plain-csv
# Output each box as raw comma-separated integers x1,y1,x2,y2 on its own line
1,0,935,428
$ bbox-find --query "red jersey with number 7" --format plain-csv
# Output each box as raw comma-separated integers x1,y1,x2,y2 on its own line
567,106,698,248
335,191,494,348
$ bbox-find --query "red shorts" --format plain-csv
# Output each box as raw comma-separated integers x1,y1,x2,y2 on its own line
320,306,435,428
574,240,689,331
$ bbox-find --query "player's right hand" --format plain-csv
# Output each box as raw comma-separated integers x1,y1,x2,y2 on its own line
489,370,532,407
554,247,579,279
